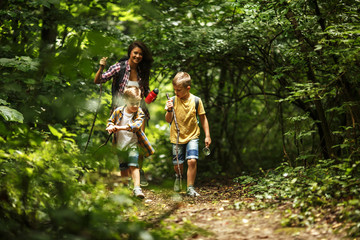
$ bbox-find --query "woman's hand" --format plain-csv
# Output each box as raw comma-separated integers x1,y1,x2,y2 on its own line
99,57,108,66
94,57,108,84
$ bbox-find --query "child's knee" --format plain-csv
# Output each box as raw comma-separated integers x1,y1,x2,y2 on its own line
174,163,183,168
129,166,139,171
187,159,197,167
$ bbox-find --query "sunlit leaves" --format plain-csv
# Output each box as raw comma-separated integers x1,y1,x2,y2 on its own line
0,106,24,123
0,135,143,239
0,99,24,123
48,125,77,142
48,125,63,139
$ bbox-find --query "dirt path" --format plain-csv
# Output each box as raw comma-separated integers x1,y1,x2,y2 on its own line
133,178,346,240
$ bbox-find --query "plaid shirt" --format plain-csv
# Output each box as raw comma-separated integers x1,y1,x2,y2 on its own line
107,106,154,157
101,60,131,97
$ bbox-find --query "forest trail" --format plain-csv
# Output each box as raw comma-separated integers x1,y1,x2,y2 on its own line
129,177,345,240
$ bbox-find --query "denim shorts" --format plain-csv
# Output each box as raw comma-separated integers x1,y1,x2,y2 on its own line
118,148,140,171
172,138,199,165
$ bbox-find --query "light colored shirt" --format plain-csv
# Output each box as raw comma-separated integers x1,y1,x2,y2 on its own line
127,80,140,88
168,94,205,144
107,106,155,157
115,111,138,150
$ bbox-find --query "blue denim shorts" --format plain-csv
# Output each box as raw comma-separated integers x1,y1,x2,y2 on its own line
118,148,140,171
172,139,199,165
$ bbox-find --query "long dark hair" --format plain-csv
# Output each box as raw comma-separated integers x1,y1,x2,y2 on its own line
128,41,153,96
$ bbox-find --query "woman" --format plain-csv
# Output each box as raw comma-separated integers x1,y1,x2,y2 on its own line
94,41,154,186
94,41,153,116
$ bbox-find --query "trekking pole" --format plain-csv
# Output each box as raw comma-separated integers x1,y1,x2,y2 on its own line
84,83,103,153
93,132,113,154
166,93,182,191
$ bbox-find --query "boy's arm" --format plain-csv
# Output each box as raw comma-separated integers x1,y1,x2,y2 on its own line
106,109,118,128
165,111,173,123
106,109,130,133
127,110,145,132
106,112,115,128
165,99,174,123
199,114,211,147
106,125,129,134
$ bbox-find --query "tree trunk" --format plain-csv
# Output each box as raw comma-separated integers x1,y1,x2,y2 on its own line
311,0,360,148
285,8,334,158
214,65,227,171
39,4,58,76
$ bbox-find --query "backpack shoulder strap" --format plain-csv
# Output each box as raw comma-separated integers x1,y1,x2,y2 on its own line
194,96,199,117
111,60,127,100
194,96,200,124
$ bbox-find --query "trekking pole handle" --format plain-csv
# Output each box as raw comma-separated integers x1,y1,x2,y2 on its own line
166,93,180,133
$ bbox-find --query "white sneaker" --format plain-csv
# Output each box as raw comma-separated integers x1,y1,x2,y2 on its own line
187,186,200,197
133,187,145,199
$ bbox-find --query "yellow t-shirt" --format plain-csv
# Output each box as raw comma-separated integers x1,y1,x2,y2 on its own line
170,94,206,144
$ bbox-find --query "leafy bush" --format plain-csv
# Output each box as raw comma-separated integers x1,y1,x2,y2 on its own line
0,125,154,239
234,159,360,236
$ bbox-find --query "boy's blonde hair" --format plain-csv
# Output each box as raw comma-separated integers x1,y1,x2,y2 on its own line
172,72,191,88
123,86,142,101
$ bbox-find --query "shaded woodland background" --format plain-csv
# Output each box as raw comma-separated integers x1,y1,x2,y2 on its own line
1,0,360,239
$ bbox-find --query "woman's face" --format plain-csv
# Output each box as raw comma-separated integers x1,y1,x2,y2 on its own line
129,47,143,65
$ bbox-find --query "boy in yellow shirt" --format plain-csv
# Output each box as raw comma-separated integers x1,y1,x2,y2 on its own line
165,72,211,197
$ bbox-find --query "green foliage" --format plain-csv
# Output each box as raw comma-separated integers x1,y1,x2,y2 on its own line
0,99,24,123
0,134,148,239
0,56,39,72
234,159,360,235
1,0,360,238
150,221,213,240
